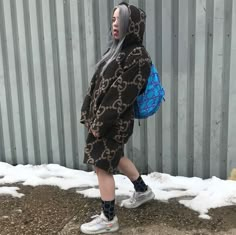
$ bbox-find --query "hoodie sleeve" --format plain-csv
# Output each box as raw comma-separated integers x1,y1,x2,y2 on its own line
80,73,97,125
91,50,151,137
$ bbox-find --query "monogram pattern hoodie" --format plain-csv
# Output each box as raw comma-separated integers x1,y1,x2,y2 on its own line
80,3,151,144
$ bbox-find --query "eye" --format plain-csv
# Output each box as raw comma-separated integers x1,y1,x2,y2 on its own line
112,17,120,23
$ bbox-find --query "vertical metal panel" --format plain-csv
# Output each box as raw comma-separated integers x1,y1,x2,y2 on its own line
93,0,101,61
210,0,224,178
70,0,86,170
49,0,65,166
146,0,158,173
178,0,188,177
0,17,7,163
0,7,10,164
162,0,173,175
0,0,236,179
227,0,236,176
55,0,73,168
171,0,179,175
82,0,97,171
0,101,5,162
5,0,25,164
203,0,214,178
41,0,60,165
220,0,233,179
98,0,110,55
193,0,206,178
23,0,41,165
65,0,79,169
28,0,48,164
16,0,35,165
10,0,28,164
186,0,196,177
155,0,163,173
36,0,52,164
0,0,19,165
76,0,91,170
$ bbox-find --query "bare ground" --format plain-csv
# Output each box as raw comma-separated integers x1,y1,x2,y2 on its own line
0,184,236,235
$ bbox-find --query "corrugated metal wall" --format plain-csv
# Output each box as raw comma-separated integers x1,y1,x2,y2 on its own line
0,0,235,179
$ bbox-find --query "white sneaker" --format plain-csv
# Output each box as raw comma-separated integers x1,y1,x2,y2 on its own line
122,186,155,209
80,212,119,234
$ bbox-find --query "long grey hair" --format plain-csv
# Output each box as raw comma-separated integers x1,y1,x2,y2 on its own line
96,4,129,74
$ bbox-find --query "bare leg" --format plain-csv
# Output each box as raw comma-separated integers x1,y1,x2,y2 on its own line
118,157,155,209
80,167,119,234
95,167,115,201
118,156,139,181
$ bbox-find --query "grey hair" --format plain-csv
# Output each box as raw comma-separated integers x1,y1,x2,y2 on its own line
96,4,129,74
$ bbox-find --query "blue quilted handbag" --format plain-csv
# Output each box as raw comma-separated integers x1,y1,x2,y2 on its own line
134,64,165,119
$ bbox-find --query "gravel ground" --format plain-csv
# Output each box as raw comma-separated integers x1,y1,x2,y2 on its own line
0,184,236,235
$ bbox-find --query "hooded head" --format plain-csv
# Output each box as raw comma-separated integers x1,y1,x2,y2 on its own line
96,3,146,72
118,2,146,47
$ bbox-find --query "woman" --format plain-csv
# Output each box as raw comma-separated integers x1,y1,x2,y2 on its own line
80,2,155,234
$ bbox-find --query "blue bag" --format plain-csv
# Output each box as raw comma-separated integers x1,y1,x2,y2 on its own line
134,64,165,119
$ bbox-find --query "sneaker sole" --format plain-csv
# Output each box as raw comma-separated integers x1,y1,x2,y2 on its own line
123,192,155,209
80,224,119,234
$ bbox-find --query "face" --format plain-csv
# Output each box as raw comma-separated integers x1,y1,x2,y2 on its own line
112,8,120,40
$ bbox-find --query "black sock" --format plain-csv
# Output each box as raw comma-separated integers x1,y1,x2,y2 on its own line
132,176,148,192
101,199,115,221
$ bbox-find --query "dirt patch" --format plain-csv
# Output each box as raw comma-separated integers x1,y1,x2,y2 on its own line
0,184,236,234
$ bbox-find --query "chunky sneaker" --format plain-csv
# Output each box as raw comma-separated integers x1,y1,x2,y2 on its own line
80,212,119,234
122,186,155,209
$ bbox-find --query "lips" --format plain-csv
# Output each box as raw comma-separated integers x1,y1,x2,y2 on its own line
113,29,119,37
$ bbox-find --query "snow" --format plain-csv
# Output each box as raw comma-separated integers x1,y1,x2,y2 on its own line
0,162,236,219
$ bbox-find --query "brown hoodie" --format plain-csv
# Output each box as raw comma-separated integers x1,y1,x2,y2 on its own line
80,3,151,144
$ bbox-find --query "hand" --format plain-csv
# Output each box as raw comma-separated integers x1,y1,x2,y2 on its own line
90,128,99,138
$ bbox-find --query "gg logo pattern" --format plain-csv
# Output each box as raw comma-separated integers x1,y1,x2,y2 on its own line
81,3,151,173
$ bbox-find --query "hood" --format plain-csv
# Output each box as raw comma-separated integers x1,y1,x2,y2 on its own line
119,2,146,48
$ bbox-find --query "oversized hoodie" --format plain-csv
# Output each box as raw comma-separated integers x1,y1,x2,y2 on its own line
80,3,151,144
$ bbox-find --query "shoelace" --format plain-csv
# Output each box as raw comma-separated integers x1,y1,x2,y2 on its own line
91,214,100,219
89,214,104,224
129,192,138,203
